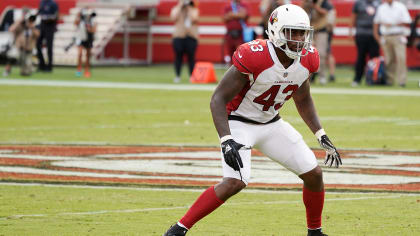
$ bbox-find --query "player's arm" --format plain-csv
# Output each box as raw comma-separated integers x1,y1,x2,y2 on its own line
188,7,199,24
349,12,355,38
292,79,321,134
74,11,81,26
170,1,184,21
8,18,23,33
210,65,249,171
293,79,342,167
210,65,248,138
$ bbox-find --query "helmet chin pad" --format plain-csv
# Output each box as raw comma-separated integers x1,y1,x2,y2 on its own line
279,45,299,60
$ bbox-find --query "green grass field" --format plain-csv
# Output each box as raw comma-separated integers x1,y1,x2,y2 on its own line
1,65,420,235
0,184,419,236
1,65,420,150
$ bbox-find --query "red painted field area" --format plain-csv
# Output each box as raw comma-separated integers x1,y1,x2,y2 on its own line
0,145,419,192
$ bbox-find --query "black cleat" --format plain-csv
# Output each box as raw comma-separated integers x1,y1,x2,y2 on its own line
308,228,328,236
163,224,188,236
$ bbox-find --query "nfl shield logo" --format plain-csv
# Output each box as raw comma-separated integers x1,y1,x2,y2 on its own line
283,72,288,77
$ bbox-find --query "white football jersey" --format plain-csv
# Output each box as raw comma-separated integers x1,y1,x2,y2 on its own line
229,39,320,123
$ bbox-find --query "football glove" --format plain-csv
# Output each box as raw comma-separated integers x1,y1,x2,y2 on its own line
221,136,245,171
316,130,342,168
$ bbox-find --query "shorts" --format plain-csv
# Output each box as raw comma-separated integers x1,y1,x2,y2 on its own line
221,119,318,185
76,33,94,49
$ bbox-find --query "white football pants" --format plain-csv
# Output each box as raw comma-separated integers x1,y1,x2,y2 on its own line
221,119,318,185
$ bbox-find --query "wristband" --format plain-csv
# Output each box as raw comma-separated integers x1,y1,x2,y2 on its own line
220,135,233,143
315,129,326,140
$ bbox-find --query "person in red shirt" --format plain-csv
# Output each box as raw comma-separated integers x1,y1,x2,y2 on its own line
223,0,249,64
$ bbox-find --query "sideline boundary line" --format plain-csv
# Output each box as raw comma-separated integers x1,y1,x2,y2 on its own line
1,79,420,97
0,193,409,220
1,142,420,153
4,182,419,195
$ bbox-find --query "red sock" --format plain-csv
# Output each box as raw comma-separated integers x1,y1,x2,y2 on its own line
179,186,224,229
303,187,325,229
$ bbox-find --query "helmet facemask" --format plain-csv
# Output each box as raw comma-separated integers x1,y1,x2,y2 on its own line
276,25,313,60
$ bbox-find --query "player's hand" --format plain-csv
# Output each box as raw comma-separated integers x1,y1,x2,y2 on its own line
221,138,245,171
318,134,342,168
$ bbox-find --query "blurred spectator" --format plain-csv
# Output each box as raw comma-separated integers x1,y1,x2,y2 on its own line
9,7,39,76
259,0,289,39
223,0,249,64
302,0,333,85
1,7,16,77
170,0,199,83
350,0,381,87
326,5,336,82
373,0,411,87
407,14,420,51
74,8,97,78
36,0,59,72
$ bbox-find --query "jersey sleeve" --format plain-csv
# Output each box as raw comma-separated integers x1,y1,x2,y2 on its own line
232,40,274,79
232,43,255,75
300,46,320,74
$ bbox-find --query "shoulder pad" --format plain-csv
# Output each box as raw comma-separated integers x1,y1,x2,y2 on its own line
232,39,273,75
300,46,320,74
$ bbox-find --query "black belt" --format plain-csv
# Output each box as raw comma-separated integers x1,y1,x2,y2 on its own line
228,115,280,125
383,34,403,36
314,28,328,33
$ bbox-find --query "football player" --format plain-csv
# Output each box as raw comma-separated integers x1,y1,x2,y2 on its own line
164,4,341,236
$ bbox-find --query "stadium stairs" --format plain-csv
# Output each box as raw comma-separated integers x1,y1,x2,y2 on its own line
54,2,130,66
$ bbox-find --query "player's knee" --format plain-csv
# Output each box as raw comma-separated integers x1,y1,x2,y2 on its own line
224,178,246,194
300,166,323,186
312,166,323,183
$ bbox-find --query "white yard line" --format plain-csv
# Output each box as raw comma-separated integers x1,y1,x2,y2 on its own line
0,193,409,220
7,182,417,195
0,183,418,220
1,79,420,97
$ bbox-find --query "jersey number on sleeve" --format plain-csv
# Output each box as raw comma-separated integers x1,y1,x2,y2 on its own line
253,84,299,111
248,41,264,52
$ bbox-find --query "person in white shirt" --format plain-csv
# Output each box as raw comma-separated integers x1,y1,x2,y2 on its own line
373,0,411,87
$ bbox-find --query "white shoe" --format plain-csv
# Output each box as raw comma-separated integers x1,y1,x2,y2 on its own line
2,70,10,77
173,77,181,83
319,77,327,85
224,55,231,64
351,81,360,87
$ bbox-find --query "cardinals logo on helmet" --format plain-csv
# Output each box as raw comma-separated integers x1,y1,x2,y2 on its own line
269,10,278,25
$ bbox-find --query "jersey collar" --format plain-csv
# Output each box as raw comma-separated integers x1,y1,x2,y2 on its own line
267,41,299,72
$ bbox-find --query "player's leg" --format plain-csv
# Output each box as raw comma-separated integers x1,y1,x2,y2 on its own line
393,36,407,86
353,35,367,86
327,32,335,82
76,46,83,77
84,47,91,78
45,28,54,71
314,32,328,84
185,36,197,76
19,49,25,76
367,35,380,59
164,121,254,235
257,119,326,236
382,36,396,85
36,30,46,71
172,38,183,83
299,166,325,236
164,177,246,236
